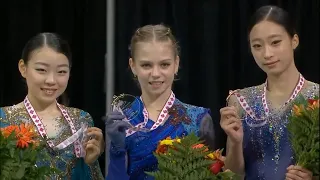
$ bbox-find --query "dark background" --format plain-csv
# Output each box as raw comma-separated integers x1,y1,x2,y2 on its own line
1,0,318,176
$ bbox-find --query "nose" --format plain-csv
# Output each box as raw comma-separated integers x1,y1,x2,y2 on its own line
263,45,274,60
151,66,160,78
44,72,56,85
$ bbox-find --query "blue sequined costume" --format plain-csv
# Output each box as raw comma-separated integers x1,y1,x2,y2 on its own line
106,98,215,180
0,103,104,180
230,81,319,180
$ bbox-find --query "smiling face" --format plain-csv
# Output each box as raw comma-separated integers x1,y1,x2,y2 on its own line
19,46,70,105
249,20,299,76
129,41,179,97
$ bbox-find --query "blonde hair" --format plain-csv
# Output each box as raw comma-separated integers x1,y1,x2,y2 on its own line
129,24,180,59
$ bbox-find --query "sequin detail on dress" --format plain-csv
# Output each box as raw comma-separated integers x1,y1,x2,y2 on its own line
0,104,104,180
229,81,319,180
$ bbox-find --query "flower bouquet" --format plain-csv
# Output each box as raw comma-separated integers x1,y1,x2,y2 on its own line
0,123,59,179
145,132,238,180
287,95,319,176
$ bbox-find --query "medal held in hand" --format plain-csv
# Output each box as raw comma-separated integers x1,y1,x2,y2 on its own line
111,94,150,132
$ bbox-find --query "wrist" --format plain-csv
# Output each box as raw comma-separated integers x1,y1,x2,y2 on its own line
228,138,243,148
110,142,126,156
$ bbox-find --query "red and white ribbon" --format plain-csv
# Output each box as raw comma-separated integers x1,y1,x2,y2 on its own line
233,74,305,120
24,97,86,158
262,74,305,116
125,92,175,137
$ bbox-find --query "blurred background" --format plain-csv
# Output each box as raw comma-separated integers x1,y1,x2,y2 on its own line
1,0,318,176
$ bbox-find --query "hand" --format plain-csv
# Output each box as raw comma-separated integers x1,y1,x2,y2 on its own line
103,111,131,150
286,165,313,180
83,127,104,164
220,106,243,144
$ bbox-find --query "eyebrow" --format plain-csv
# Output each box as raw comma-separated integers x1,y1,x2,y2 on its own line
139,59,172,63
34,62,69,68
251,34,282,42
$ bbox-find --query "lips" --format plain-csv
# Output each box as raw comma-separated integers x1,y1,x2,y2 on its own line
149,81,164,85
41,88,57,95
264,60,279,66
149,81,164,88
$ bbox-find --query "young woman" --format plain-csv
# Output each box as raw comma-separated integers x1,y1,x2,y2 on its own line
105,24,216,179
220,5,319,180
0,33,104,179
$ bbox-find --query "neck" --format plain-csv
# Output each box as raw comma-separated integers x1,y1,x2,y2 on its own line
266,64,300,95
141,88,172,111
26,94,57,113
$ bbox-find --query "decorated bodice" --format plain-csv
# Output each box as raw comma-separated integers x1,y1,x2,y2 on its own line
0,104,104,180
123,98,210,180
230,81,319,180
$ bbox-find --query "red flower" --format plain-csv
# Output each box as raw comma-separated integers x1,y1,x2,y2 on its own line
209,159,224,174
156,144,168,154
307,99,319,110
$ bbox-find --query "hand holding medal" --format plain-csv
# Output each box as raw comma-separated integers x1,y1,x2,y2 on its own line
111,94,150,132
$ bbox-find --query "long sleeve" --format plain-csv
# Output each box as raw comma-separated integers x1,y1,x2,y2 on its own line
105,141,129,180
199,113,216,150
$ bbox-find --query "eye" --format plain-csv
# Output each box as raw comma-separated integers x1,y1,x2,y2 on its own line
141,64,151,68
35,68,46,72
58,70,68,74
161,63,170,68
272,40,282,45
252,44,262,49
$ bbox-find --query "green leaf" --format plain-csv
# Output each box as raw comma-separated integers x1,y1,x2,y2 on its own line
287,96,319,175
14,165,26,179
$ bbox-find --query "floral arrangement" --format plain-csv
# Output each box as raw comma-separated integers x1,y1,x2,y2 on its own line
287,95,319,176
145,132,238,179
0,123,59,179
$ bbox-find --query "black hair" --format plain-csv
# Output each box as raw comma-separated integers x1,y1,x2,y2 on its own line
248,5,296,37
21,32,71,105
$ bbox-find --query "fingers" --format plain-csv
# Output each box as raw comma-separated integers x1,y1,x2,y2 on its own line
286,171,304,180
220,107,239,119
220,117,242,129
292,166,313,176
107,120,132,133
87,127,102,133
85,138,100,148
286,166,312,180
116,121,132,132
224,121,241,131
103,112,126,126
87,128,103,142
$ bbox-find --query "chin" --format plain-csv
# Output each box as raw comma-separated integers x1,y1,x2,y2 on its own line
264,67,284,76
39,95,59,104
146,87,167,96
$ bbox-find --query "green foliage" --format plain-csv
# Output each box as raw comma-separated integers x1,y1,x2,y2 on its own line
0,131,60,180
145,133,239,180
287,95,319,176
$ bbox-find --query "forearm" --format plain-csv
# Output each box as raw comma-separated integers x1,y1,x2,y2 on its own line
105,144,129,180
224,138,245,178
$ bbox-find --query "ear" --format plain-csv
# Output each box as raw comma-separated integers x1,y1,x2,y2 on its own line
18,59,27,78
129,58,137,75
174,56,180,74
292,34,299,50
